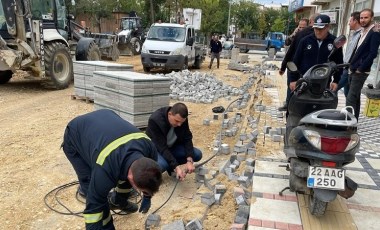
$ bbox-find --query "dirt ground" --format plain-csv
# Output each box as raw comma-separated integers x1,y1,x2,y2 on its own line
0,53,283,229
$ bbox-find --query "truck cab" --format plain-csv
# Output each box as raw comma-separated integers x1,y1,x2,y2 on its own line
265,32,285,52
141,23,203,72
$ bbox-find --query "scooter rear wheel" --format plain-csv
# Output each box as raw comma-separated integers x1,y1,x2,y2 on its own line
309,191,327,216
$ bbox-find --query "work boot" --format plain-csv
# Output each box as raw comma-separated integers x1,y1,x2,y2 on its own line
278,105,288,112
108,191,138,213
77,185,86,199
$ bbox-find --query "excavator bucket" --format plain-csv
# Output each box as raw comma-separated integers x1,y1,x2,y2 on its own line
0,49,20,71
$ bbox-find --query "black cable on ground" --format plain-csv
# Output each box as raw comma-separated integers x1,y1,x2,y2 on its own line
43,181,83,217
44,181,142,217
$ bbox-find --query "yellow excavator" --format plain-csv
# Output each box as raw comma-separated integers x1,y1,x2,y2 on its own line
0,0,102,89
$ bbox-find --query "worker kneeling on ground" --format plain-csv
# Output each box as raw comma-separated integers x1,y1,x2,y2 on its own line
62,109,162,229
146,102,202,180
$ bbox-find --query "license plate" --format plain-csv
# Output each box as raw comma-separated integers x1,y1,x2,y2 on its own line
153,63,164,67
307,166,345,190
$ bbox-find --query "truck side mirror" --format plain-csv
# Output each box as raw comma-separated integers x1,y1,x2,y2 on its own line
328,35,346,60
186,37,194,46
68,14,75,20
333,35,346,49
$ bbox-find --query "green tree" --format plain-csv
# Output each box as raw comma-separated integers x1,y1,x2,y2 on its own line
233,1,260,36
177,0,230,38
271,18,285,32
257,13,266,38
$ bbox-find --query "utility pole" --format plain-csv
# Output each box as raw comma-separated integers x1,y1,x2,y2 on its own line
150,0,154,24
227,0,231,37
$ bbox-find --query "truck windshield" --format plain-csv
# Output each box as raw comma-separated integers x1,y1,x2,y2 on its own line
147,26,185,42
0,3,5,30
31,0,54,20
121,18,136,30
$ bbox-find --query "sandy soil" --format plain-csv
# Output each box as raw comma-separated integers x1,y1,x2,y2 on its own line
0,53,284,229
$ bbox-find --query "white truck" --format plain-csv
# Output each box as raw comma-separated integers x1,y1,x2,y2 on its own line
140,9,205,72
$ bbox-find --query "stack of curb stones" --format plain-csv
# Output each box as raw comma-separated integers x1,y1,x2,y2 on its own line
73,61,133,100
93,71,170,127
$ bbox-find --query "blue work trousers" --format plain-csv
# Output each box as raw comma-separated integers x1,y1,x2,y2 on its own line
157,145,202,172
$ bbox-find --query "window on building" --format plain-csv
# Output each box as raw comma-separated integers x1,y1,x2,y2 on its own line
354,0,372,11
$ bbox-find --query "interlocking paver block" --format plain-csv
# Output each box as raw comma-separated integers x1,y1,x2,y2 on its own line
230,154,237,163
230,223,246,230
228,172,240,181
215,184,227,194
272,134,282,142
185,218,203,230
195,166,209,176
229,164,237,172
235,194,247,205
205,178,219,191
162,219,186,230
201,193,215,206
236,153,246,161
232,160,240,168
214,193,222,205
234,205,250,224
203,119,210,126
238,176,251,188
246,158,255,167
234,187,245,198
146,214,161,227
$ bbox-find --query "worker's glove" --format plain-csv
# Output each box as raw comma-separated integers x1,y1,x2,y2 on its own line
139,195,151,213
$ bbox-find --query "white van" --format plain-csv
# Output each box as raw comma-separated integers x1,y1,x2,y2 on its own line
141,23,204,72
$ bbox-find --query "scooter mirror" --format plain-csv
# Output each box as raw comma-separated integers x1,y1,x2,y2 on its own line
287,62,298,72
333,35,346,49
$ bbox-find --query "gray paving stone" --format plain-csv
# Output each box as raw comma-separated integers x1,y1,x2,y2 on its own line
185,219,203,230
162,220,186,230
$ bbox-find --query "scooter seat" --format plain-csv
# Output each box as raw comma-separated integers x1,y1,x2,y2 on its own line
317,110,352,121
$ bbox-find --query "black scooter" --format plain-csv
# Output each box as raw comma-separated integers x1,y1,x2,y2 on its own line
281,35,359,216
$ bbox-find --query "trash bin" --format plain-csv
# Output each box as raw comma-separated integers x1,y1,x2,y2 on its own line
363,87,380,117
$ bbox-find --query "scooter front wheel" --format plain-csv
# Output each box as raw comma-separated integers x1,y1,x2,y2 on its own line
309,191,328,216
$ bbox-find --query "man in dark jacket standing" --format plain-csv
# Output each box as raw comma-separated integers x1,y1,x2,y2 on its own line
346,8,380,120
278,14,319,111
146,103,202,180
209,35,223,69
62,109,162,229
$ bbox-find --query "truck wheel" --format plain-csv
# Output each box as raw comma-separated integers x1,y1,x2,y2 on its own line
130,37,142,55
44,42,73,89
86,42,101,60
0,70,13,84
309,191,328,216
193,56,201,69
143,66,151,72
182,58,188,70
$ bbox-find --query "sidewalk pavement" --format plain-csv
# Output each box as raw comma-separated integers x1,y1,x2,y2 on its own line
247,72,380,230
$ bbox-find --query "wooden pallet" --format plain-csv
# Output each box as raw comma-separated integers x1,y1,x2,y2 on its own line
71,95,94,103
